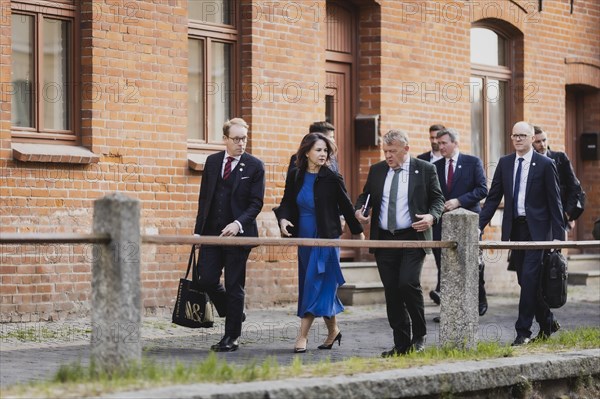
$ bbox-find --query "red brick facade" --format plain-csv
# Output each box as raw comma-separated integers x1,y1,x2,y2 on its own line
1,0,598,321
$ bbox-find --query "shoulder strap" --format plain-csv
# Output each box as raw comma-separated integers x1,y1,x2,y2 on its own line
185,245,199,281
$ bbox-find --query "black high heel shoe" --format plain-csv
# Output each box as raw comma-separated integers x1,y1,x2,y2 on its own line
318,332,342,349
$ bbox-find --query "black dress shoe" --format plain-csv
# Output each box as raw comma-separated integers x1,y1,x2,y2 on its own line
511,335,530,346
410,335,426,353
429,290,441,305
381,346,408,358
210,336,239,352
531,320,561,342
433,316,440,323
478,301,488,316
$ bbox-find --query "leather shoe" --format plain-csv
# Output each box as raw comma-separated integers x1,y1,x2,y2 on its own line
433,316,440,323
511,335,530,346
478,301,488,316
410,335,426,353
429,290,441,305
210,336,239,352
531,320,560,342
381,346,408,358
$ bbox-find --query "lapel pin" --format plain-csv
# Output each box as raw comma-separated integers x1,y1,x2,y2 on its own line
458,165,462,169
532,163,536,166
415,170,419,174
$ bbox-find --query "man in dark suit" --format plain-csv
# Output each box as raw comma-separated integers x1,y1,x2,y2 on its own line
416,124,445,163
479,121,564,346
194,118,265,352
355,130,445,357
431,128,488,319
533,126,583,232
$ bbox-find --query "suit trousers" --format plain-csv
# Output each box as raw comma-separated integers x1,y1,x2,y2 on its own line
375,228,426,350
197,244,251,339
510,219,553,338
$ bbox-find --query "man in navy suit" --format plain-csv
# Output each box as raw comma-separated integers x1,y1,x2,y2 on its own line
194,118,265,352
430,128,488,318
355,130,445,357
479,121,564,346
417,124,445,163
533,126,583,232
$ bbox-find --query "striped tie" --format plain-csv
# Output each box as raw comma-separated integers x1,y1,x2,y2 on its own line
223,156,234,180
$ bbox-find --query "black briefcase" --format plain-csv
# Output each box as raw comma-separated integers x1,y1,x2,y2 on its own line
541,250,568,309
172,245,214,328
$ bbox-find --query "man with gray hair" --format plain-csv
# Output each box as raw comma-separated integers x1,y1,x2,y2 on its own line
355,130,444,357
431,128,488,320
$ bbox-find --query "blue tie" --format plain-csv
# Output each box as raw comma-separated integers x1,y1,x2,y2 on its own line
513,158,524,218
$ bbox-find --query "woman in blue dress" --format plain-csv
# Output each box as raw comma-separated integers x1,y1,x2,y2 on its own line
275,132,364,353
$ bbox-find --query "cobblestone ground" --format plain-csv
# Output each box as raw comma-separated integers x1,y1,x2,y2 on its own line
1,282,598,388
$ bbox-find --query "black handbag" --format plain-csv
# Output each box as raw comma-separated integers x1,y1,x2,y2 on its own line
172,245,214,328
541,250,568,309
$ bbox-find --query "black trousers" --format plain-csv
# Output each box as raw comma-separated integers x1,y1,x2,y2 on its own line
375,228,426,350
510,219,553,338
197,244,250,339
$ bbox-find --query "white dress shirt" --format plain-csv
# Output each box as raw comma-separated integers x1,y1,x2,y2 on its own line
379,158,412,230
513,149,533,217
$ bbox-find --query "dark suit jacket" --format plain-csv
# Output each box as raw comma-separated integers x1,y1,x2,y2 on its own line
417,151,432,162
433,153,488,213
194,151,265,237
479,151,564,241
274,166,362,238
546,149,581,218
355,157,445,254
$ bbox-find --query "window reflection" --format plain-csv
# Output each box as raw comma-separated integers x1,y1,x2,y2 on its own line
43,18,70,130
189,0,232,25
470,28,506,66
187,39,205,141
11,14,33,128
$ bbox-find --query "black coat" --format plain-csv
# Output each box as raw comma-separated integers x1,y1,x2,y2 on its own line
546,149,581,219
274,166,363,238
194,151,265,236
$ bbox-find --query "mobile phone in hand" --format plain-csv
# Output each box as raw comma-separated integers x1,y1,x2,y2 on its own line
362,194,371,217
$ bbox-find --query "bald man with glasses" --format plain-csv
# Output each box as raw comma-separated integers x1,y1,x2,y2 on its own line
479,121,564,347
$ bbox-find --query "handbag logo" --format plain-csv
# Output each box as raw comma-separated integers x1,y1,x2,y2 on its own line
185,301,204,322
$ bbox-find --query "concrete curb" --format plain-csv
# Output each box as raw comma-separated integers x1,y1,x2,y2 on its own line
100,349,600,399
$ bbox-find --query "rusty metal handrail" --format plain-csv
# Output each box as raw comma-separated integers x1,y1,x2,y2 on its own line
479,240,600,250
1,233,598,251
0,233,111,244
141,235,457,248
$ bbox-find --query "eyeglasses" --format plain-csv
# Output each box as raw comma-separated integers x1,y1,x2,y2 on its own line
227,136,248,144
511,134,529,141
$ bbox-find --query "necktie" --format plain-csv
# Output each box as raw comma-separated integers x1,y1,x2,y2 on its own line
223,156,234,180
447,158,454,192
387,168,402,232
513,157,524,218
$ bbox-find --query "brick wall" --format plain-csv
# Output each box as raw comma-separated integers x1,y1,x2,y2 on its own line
0,0,598,321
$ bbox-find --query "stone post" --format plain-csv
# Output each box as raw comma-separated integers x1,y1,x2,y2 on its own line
91,193,141,372
440,208,479,350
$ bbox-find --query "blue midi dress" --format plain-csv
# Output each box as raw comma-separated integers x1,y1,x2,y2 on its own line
296,172,345,318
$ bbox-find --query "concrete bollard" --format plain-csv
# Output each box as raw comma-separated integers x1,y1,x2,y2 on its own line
440,208,479,350
91,193,141,372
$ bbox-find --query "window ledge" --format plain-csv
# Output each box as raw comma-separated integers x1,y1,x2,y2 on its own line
188,153,209,171
12,143,99,164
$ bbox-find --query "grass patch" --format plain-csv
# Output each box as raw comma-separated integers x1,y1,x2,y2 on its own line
2,327,599,398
